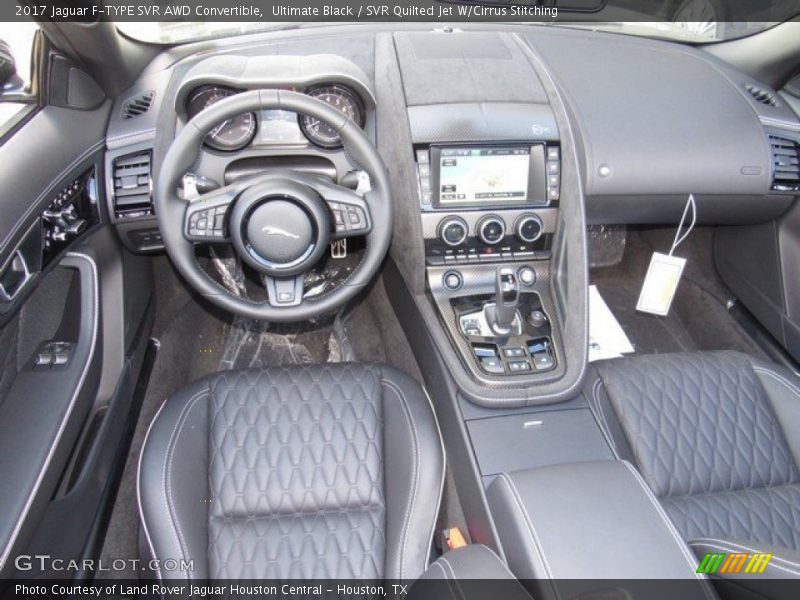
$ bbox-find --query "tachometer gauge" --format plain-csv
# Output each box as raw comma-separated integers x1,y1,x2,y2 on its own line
300,85,365,149
187,86,257,152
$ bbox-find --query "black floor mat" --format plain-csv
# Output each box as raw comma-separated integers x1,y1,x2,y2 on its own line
591,228,769,359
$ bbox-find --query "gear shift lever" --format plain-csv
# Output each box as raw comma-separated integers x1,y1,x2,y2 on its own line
491,267,520,335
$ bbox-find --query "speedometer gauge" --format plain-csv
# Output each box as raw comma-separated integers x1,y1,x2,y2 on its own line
300,85,364,149
187,86,257,152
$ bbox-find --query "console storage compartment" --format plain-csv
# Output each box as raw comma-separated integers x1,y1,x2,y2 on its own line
487,461,713,597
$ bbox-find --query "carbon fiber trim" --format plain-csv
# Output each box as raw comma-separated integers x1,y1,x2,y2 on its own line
426,261,566,387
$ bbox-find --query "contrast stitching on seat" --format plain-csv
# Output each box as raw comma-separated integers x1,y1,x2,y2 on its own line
440,557,466,599
689,538,800,573
497,473,555,580
621,461,712,586
163,388,210,581
431,561,461,600
589,378,620,459
137,396,172,582
431,560,450,581
753,367,800,400
475,544,519,579
688,540,800,577
421,385,447,573
382,378,420,581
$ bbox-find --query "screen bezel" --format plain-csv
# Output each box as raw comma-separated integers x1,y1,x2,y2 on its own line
430,143,548,209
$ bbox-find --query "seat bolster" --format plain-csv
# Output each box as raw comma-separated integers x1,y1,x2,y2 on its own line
418,545,520,581
138,378,211,580
381,365,445,581
412,545,532,600
689,538,800,579
583,366,635,462
749,359,800,470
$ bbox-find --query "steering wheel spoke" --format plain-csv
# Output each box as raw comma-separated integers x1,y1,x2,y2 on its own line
262,273,305,308
184,185,238,243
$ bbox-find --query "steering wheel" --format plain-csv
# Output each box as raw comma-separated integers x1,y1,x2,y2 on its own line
155,89,392,322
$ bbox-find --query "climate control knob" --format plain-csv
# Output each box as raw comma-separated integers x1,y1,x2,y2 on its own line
477,216,506,245
438,217,469,247
515,214,543,243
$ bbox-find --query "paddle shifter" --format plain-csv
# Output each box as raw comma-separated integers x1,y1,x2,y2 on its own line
490,267,520,335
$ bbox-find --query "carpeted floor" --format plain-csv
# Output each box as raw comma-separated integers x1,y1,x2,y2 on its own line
591,227,769,359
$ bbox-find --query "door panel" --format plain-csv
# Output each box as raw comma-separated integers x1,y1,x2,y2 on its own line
0,37,151,578
0,255,101,575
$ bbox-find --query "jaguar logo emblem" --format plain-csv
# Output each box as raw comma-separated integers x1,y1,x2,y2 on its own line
260,226,300,240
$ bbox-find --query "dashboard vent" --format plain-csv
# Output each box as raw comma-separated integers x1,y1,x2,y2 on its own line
112,151,153,218
121,91,155,119
746,84,780,107
769,135,800,192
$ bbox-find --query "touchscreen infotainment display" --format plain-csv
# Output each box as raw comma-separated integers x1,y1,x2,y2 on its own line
433,145,546,207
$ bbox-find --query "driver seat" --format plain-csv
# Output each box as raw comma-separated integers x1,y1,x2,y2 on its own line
138,363,444,580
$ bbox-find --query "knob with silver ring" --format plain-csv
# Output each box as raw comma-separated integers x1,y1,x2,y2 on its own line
515,214,543,243
477,215,506,245
438,216,469,247
518,266,537,286
442,270,463,291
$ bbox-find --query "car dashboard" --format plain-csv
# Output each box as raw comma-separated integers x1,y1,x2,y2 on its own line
104,23,800,406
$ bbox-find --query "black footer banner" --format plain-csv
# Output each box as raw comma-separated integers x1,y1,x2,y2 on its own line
3,579,800,600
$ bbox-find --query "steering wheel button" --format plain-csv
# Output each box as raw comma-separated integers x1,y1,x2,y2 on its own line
348,209,362,225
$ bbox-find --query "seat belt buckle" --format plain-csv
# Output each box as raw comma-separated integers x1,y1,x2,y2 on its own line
442,527,468,550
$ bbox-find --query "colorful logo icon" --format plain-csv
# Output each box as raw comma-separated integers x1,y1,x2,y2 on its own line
697,552,773,574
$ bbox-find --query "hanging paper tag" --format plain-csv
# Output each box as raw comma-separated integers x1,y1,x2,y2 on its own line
636,252,686,316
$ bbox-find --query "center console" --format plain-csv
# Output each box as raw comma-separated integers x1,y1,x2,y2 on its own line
487,461,714,598
415,141,563,381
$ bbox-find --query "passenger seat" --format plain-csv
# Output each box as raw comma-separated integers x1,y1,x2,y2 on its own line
589,351,800,578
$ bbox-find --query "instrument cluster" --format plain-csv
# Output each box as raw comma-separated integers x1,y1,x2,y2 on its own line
186,84,366,152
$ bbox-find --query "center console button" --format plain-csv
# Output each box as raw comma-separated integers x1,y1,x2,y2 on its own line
509,360,532,372
443,270,463,291
518,266,536,286
438,217,469,247
473,344,498,358
480,356,505,374
527,310,548,328
533,353,555,371
477,216,506,245
503,347,527,358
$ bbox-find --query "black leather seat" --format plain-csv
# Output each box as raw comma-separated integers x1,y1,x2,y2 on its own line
138,363,444,580
590,351,800,577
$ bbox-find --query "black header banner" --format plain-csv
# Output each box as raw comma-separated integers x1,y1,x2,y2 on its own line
5,0,800,23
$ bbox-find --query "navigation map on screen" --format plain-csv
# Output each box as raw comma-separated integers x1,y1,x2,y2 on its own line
438,147,530,204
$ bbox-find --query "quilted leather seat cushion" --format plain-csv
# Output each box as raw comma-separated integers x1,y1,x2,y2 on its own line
597,352,799,499
594,351,800,556
139,363,444,580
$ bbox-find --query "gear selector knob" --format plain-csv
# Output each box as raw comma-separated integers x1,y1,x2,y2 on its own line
492,267,520,334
